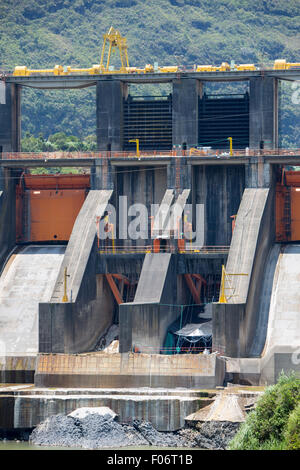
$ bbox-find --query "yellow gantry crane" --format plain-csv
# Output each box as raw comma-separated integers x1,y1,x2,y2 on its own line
100,26,129,73
13,26,131,76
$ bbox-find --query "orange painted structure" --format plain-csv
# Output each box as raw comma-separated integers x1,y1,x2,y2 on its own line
16,174,90,242
276,170,300,242
184,273,207,305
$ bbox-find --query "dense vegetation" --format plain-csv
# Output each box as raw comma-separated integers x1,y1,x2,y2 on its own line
0,0,299,147
21,131,97,152
229,373,300,450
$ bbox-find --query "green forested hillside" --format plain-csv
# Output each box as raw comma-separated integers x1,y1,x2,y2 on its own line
0,0,300,146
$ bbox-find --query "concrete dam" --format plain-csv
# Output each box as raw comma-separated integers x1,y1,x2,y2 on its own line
0,245,65,356
0,68,300,433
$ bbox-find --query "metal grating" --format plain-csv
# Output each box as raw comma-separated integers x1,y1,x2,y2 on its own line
123,95,172,150
198,92,249,149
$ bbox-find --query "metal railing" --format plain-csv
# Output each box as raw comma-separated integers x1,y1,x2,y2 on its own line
2,148,300,161
98,245,230,255
131,345,226,355
99,245,152,254
182,245,230,254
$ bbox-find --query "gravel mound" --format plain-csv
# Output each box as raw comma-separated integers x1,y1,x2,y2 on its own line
185,421,241,450
30,414,180,449
29,414,83,448
131,420,186,447
30,412,240,449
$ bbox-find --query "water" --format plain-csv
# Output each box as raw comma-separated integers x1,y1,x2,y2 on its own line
0,441,196,451
0,441,81,450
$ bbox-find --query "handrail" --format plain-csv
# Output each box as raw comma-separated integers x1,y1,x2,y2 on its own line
98,245,230,255
2,148,300,160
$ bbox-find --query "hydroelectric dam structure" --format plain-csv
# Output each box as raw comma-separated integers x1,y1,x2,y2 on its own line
0,67,300,432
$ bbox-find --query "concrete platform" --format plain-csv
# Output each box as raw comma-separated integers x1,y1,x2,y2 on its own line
34,352,225,389
0,385,214,431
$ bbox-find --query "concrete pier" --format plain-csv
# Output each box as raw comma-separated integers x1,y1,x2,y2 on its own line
39,190,114,354
249,77,278,150
0,167,16,269
172,79,202,149
119,253,177,353
0,82,21,153
96,81,128,151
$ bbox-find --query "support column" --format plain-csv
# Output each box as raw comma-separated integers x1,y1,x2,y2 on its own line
0,81,21,154
249,76,278,150
0,167,17,269
245,157,273,188
172,78,202,149
167,157,192,195
96,80,128,151
90,158,114,190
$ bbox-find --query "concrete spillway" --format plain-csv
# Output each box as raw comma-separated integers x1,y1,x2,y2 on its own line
133,253,172,304
225,243,300,385
249,243,300,359
262,244,300,356
213,188,300,384
0,245,65,355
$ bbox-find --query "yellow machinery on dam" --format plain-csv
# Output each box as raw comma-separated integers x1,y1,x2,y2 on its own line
11,26,300,77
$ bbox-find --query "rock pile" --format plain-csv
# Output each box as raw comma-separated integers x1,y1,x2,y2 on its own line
29,407,240,450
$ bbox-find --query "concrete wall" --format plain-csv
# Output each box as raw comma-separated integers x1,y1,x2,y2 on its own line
114,165,167,246
39,190,115,353
213,304,245,357
34,352,225,391
96,81,128,151
97,253,145,275
225,347,300,386
176,253,227,275
39,242,115,353
0,168,16,271
167,157,192,191
212,185,275,357
0,391,204,432
192,165,245,246
0,82,21,153
90,158,114,190
249,77,278,149
119,253,179,353
172,79,202,148
241,188,276,355
246,157,273,188
0,356,36,384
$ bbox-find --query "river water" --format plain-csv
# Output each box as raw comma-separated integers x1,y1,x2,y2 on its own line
0,441,196,451
0,441,77,450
